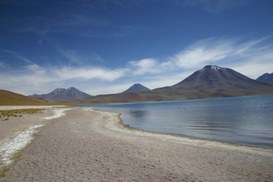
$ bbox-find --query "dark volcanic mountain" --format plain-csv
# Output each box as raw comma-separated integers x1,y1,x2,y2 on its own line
256,73,273,84
123,83,150,93
31,87,91,101
78,65,273,104
154,65,273,98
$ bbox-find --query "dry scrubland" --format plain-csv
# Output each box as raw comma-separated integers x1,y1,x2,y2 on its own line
0,109,42,121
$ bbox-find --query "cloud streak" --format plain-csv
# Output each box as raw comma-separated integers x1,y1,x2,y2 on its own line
169,37,273,70
128,37,273,75
171,39,234,69
1,50,35,65
89,36,273,94
1,36,273,95
56,67,127,81
129,58,159,75
0,63,127,94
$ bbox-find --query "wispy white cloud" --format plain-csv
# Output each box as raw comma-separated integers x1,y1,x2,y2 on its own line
124,36,273,91
1,36,273,95
169,37,273,72
171,38,234,69
56,67,127,81
59,49,105,65
0,62,127,94
60,50,83,65
232,62,273,79
129,58,159,75
229,49,273,78
40,36,105,65
129,57,175,76
127,37,273,77
1,49,34,64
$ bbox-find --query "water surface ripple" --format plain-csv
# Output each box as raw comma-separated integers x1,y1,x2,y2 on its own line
86,95,273,148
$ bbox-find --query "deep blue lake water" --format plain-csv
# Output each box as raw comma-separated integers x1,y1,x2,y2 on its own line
84,95,273,148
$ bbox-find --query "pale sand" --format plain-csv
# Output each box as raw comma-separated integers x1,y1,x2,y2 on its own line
0,108,69,170
1,108,273,181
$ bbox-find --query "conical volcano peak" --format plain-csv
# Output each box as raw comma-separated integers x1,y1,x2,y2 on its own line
202,65,222,71
158,65,273,98
173,65,254,89
123,83,150,93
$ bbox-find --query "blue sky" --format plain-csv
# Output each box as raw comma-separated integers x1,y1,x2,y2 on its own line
1,0,273,95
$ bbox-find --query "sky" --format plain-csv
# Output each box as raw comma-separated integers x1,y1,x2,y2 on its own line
1,0,273,95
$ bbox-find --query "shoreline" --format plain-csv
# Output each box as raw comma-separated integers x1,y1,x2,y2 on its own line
89,108,273,154
111,111,273,155
84,94,273,150
119,115,273,151
1,107,273,181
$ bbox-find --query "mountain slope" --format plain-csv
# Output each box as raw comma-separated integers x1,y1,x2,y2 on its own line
123,83,150,93
76,65,273,104
154,65,273,98
31,87,91,101
80,92,165,104
0,89,48,105
256,73,273,84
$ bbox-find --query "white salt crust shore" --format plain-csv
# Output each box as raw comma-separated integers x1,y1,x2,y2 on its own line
0,125,43,165
0,107,70,169
42,108,71,120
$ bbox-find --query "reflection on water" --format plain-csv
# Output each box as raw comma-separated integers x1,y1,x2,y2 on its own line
86,95,273,148
128,110,147,119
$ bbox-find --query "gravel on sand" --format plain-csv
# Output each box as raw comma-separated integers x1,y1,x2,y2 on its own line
1,108,273,182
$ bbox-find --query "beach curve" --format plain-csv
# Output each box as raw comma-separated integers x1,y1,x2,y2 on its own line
1,107,273,182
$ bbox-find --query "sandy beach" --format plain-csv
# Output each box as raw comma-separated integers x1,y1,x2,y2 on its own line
1,107,273,182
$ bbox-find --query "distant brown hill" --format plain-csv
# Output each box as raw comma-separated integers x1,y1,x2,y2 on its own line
0,89,49,105
154,65,273,98
80,92,165,104
80,65,273,104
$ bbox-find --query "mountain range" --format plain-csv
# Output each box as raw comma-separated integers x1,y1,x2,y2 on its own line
3,65,273,104
256,73,273,84
31,87,91,101
81,65,273,103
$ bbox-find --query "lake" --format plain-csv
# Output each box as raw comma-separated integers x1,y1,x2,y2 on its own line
84,95,273,149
